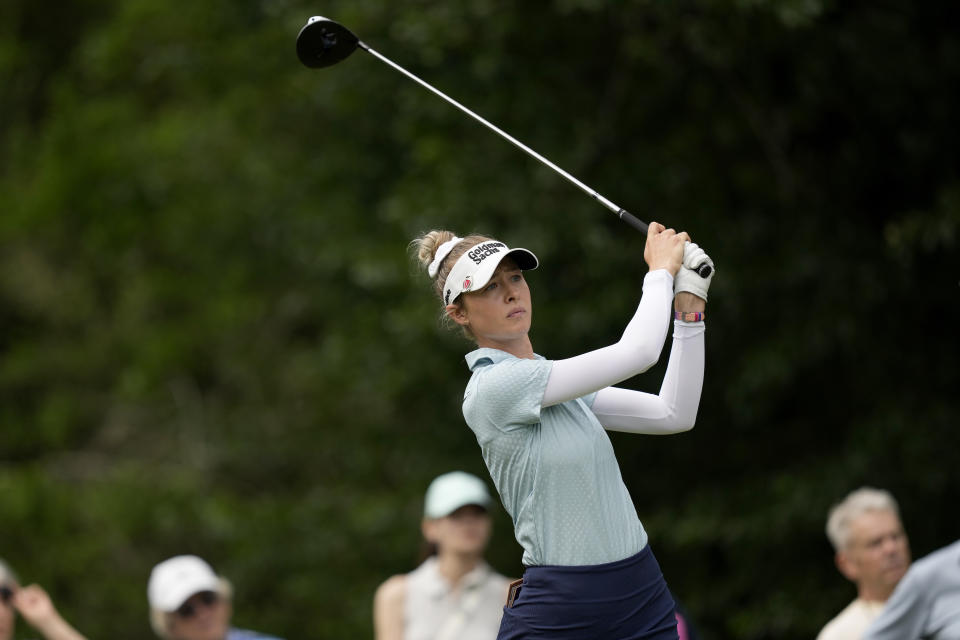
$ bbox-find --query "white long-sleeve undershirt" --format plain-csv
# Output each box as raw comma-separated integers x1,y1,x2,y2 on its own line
541,269,705,434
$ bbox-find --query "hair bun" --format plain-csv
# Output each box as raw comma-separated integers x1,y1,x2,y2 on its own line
413,230,458,272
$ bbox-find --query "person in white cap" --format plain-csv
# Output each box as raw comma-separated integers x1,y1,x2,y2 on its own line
147,555,284,640
0,558,87,640
374,471,512,640
410,226,713,640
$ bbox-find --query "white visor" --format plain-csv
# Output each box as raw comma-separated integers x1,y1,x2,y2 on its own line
443,240,538,306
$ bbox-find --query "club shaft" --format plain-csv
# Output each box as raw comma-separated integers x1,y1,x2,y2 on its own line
359,42,647,234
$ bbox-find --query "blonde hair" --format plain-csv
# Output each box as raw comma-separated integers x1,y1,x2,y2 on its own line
826,487,901,552
410,230,495,337
149,577,233,639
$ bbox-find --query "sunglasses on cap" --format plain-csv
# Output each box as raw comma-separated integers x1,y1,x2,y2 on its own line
175,591,219,619
0,585,13,605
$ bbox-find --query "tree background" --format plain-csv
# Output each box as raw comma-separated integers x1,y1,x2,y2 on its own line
1,0,957,638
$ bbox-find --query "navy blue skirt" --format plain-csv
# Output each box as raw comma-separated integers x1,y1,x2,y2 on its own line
497,545,679,640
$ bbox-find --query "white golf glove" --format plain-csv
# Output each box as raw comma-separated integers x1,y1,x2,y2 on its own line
674,242,715,301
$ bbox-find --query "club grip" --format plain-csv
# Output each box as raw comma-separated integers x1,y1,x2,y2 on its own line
618,209,712,279
617,209,649,234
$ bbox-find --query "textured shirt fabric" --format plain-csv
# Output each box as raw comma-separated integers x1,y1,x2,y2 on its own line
462,348,647,567
864,540,960,640
816,599,885,640
403,557,511,640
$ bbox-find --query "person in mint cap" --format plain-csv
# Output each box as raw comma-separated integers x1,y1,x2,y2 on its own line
410,225,714,640
147,555,284,640
374,471,512,640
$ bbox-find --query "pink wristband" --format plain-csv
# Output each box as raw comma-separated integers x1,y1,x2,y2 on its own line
674,310,705,322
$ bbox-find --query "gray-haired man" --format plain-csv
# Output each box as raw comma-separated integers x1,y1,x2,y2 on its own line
817,487,912,640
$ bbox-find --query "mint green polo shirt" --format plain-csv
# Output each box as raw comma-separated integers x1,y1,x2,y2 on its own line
462,348,648,567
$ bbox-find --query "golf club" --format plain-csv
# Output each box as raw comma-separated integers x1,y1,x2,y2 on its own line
296,16,712,279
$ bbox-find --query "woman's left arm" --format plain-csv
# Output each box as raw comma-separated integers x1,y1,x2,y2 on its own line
590,320,705,434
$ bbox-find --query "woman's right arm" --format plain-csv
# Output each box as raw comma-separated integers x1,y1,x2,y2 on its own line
542,269,675,406
373,575,406,640
541,223,690,407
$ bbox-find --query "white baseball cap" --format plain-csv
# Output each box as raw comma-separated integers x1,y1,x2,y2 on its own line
424,471,493,519
442,240,538,306
147,555,220,612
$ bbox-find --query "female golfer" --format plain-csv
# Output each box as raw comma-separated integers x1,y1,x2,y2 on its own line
411,223,713,639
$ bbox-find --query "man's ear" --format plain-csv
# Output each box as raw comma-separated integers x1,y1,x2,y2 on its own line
445,303,469,327
836,550,860,582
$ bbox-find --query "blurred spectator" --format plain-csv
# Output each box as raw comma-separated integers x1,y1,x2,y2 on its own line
817,488,911,640
864,538,960,639
0,558,87,640
374,471,512,640
147,555,284,640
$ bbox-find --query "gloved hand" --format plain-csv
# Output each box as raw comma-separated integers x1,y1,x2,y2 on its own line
674,242,715,301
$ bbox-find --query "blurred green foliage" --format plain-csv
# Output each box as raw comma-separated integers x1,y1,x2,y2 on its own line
1,0,958,638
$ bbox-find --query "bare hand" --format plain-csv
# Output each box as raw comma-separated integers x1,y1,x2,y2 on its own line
13,584,87,640
13,585,58,628
643,222,689,276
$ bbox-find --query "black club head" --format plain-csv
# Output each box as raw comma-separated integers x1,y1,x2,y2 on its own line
296,16,360,68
